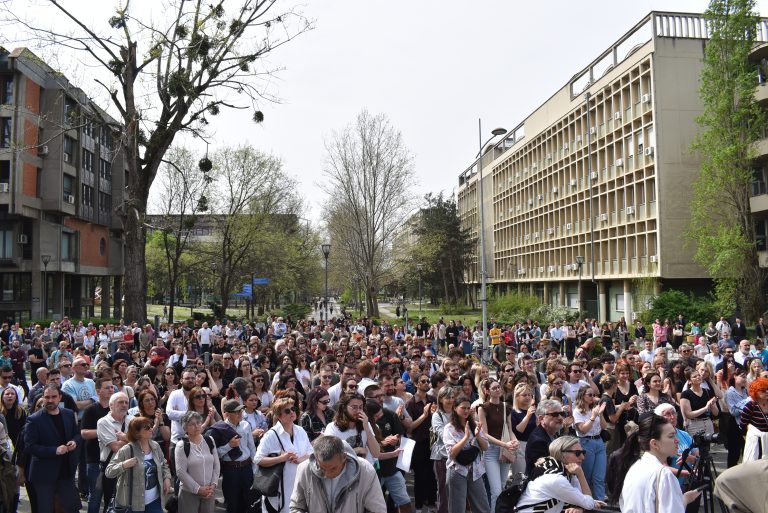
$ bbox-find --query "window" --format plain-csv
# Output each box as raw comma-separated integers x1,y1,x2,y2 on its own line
83,118,94,138
99,158,111,180
63,136,74,163
64,98,77,124
753,167,767,197
567,292,579,309
0,273,32,302
616,294,625,311
1,77,12,105
0,161,9,183
82,149,94,172
63,174,74,196
0,118,10,148
99,126,113,150
99,192,112,214
99,237,106,256
81,184,93,207
61,232,76,262
0,230,11,259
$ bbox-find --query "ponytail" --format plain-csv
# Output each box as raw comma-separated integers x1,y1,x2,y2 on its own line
606,431,641,504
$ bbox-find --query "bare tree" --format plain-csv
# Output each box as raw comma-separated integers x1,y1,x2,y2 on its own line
3,0,311,322
322,110,414,317
150,147,209,323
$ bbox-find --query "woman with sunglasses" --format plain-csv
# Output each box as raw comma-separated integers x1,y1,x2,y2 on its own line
298,387,334,442
186,386,221,431
478,378,519,512
572,386,607,501
242,391,268,443
341,377,358,395
609,415,701,512
205,363,224,413
295,356,312,391
431,385,456,513
252,371,273,414
515,436,605,513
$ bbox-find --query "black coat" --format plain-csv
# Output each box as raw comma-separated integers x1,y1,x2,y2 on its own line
524,425,555,476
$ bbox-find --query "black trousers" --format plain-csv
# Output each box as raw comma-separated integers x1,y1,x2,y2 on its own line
221,465,254,513
412,439,437,508
34,479,80,513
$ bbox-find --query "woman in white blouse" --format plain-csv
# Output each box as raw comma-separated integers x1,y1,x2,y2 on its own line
253,397,313,513
515,436,605,513
613,414,701,512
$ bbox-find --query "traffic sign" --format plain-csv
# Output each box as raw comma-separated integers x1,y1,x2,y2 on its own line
253,277,270,285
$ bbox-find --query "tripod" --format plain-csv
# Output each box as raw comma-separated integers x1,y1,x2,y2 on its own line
679,442,727,513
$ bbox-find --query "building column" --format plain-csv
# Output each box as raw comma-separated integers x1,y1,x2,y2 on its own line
543,283,550,305
113,276,122,320
623,279,633,322
529,283,534,295
101,276,111,319
559,282,566,306
32,269,43,319
598,281,608,321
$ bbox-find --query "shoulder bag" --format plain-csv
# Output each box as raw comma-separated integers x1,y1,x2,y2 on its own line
252,428,286,497
499,402,516,463
106,445,133,513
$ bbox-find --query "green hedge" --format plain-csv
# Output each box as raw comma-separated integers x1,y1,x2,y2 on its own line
28,317,123,327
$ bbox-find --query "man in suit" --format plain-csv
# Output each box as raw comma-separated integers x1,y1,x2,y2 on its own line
524,399,566,476
24,384,81,513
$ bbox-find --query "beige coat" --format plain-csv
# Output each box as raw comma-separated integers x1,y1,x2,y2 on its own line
105,440,171,510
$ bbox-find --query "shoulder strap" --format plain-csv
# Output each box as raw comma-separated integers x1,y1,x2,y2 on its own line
205,435,215,453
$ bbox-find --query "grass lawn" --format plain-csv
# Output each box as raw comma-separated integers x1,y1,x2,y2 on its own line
378,302,482,326
146,303,250,320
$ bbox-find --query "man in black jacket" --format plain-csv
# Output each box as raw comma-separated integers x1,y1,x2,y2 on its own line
524,399,566,476
731,317,747,343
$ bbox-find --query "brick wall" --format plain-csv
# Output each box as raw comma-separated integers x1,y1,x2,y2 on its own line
22,162,37,197
63,218,109,267
24,78,39,114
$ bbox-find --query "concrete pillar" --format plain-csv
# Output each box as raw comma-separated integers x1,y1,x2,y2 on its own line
623,279,633,322
31,268,43,319
529,283,534,295
559,282,566,306
101,276,111,319
598,281,608,321
543,282,550,305
113,276,122,320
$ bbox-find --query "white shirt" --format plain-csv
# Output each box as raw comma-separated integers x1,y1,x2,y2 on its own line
324,422,375,465
327,382,343,408
704,353,723,369
254,423,313,513
166,389,189,443
638,349,655,364
563,380,590,406
198,328,212,346
517,473,596,513
619,452,685,513
734,350,751,367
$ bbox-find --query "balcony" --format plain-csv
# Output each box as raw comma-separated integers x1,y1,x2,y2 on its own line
752,137,768,158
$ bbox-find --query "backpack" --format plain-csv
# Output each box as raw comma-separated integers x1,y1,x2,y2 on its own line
169,435,214,475
495,473,559,513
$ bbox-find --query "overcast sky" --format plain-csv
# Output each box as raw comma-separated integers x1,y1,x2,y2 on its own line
8,0,768,224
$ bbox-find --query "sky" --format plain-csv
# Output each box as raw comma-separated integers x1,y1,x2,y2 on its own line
8,0,768,225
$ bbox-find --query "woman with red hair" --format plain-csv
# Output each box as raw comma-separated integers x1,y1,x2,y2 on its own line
740,377,768,462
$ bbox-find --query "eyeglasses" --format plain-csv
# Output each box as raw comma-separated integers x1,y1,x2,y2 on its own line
571,369,582,373
545,411,567,417
282,408,295,415
320,375,332,380
223,357,232,360
370,394,384,400
164,371,175,375
192,394,206,400
141,425,153,431
60,364,71,368
553,381,564,386
564,449,587,457
418,380,430,384
504,368,514,373
347,384,358,389
319,399,331,405
584,393,595,397
254,378,264,382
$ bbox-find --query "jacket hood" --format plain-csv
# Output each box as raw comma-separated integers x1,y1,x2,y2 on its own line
308,442,360,481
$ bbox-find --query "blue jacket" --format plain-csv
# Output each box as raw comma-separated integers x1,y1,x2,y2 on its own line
24,407,81,484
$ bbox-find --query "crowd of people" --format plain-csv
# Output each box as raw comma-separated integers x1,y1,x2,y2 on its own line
0,312,765,513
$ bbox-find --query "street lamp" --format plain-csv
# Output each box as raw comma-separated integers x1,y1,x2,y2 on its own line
477,121,507,361
41,254,51,317
321,243,331,322
416,263,424,319
575,255,585,320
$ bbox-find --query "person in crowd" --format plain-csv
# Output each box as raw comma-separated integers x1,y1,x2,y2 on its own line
739,376,768,462
525,399,566,476
324,392,381,464
96,391,133,512
723,368,749,467
680,367,718,436
175,411,220,513
515,436,605,513
442,395,490,513
572,385,607,500
289,435,387,513
636,371,676,415
186,386,221,430
105,416,172,513
431,385,455,513
405,370,438,513
298,386,334,442
215,399,258,513
477,378,519,511
80,376,115,513
610,414,701,513
713,458,768,513
166,368,196,443
241,391,268,444
510,383,536,475
24,384,81,513
653,403,698,493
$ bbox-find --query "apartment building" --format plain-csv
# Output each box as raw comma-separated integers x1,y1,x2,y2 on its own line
0,47,125,322
457,12,768,322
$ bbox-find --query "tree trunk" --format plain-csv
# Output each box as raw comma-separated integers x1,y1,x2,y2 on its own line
440,264,450,303
123,214,148,323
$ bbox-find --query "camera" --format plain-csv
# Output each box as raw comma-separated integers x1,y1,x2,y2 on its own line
692,431,722,447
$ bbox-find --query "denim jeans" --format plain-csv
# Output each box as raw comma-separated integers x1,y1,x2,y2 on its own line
482,444,511,513
579,436,606,500
86,463,103,513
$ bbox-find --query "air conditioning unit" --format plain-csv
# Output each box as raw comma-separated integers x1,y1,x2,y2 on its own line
39,145,49,156
600,213,608,222
515,173,520,179
565,264,573,271
523,167,529,174
532,164,538,171
518,269,526,276
649,255,658,263
533,232,540,239
626,206,635,215
589,127,597,135
538,267,544,273
642,94,651,104
570,179,577,187
528,199,533,206
508,177,514,183
590,171,598,180
516,205,521,212
547,228,554,235
508,208,515,214
537,194,543,201
0,183,8,193
546,153,552,161
644,147,655,156
64,194,75,204
575,135,583,143
524,234,530,241
615,158,624,167
17,234,27,244
614,112,622,120
63,153,71,163
552,187,559,194
548,265,555,272
566,223,572,230
563,143,569,150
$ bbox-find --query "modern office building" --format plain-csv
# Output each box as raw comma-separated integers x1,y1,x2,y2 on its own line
457,12,768,322
0,47,125,322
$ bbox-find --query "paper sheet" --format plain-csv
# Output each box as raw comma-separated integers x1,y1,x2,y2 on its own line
396,436,416,472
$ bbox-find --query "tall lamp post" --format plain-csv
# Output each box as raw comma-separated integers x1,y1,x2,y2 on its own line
416,263,424,319
575,255,585,320
321,243,331,322
41,254,51,317
477,121,507,361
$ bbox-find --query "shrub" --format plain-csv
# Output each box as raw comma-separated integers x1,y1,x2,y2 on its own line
640,289,719,326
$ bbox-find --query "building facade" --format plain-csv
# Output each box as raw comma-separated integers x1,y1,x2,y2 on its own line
458,12,768,322
0,47,125,322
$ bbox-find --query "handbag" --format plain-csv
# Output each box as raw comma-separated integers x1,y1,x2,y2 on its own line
499,402,516,463
252,428,286,497
455,445,480,466
106,445,133,513
599,429,612,442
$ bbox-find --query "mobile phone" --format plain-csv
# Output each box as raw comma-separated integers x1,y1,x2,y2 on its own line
694,485,708,492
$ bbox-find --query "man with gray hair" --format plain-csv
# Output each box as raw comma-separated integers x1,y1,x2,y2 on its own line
96,392,132,513
290,435,385,513
524,399,566,476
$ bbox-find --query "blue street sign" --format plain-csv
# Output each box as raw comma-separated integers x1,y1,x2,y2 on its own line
253,277,270,285
232,292,250,297
242,284,252,294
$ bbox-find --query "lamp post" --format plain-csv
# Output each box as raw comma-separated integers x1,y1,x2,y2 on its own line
477,121,507,361
41,254,51,317
321,243,331,322
575,255,585,320
416,263,424,319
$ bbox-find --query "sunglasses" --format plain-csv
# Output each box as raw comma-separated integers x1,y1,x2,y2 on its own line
319,399,331,405
192,394,207,400
282,408,295,415
545,411,567,417
141,425,153,431
564,449,587,457
418,380,430,384
347,384,358,389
